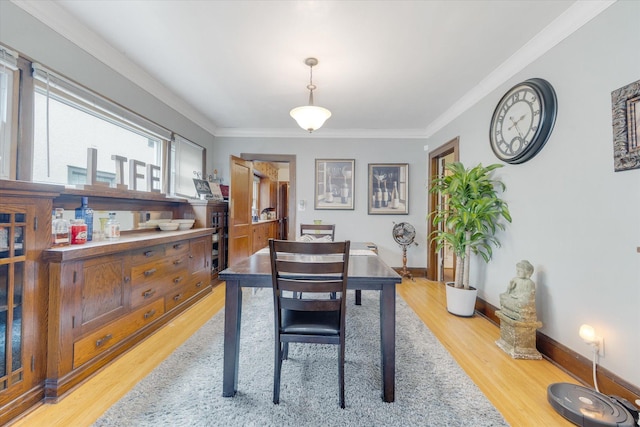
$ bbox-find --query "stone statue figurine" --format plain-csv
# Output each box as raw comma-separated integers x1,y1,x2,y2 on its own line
496,260,542,359
499,260,537,322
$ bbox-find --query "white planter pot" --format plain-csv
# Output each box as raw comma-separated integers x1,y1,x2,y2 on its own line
445,282,478,317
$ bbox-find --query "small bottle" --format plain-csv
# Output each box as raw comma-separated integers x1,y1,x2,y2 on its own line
104,212,120,240
75,197,94,241
341,182,349,204
382,181,389,207
52,208,70,247
391,181,400,209
375,186,382,208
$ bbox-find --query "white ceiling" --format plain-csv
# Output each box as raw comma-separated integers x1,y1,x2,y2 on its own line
16,1,614,139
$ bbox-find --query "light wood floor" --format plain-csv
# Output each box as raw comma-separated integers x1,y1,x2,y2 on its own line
12,279,577,426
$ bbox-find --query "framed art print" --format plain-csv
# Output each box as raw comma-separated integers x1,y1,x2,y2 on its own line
611,79,640,172
315,159,355,210
368,163,408,214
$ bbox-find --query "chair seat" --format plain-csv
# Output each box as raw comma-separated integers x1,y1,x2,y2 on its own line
281,310,340,335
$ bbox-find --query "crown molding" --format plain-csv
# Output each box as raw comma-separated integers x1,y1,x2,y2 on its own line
424,0,617,139
214,127,428,140
11,0,219,136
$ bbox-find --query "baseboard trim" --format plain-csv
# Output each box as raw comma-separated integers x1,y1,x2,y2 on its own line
475,297,640,404
392,267,427,278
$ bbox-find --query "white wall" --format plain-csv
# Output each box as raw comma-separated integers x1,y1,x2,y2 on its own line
208,137,429,269
426,1,639,387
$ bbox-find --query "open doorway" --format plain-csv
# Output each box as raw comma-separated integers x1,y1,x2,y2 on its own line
240,153,296,241
427,137,459,281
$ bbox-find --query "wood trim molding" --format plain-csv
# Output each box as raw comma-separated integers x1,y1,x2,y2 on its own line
427,137,459,281
474,297,640,404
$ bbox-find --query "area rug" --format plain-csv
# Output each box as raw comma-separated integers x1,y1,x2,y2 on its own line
94,289,509,426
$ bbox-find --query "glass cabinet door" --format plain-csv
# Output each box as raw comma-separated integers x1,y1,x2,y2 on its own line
0,210,26,390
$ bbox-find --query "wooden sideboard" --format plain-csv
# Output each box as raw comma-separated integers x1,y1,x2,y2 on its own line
42,229,213,400
0,179,219,424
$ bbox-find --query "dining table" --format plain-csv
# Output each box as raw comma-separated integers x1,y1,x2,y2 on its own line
218,243,402,402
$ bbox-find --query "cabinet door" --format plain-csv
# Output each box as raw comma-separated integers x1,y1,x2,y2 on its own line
189,237,208,275
75,255,128,335
0,205,35,404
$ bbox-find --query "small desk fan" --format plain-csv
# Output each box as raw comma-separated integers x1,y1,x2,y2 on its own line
392,222,417,280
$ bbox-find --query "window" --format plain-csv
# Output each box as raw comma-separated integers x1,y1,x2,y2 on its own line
171,134,204,198
31,64,170,190
0,46,18,180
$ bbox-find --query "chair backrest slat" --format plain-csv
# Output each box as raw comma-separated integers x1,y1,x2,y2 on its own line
276,278,344,293
299,224,336,241
280,298,341,312
275,259,345,275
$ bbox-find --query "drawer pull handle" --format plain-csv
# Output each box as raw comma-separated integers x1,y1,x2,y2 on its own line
173,293,183,301
144,309,156,319
124,276,130,283
173,259,182,265
144,250,155,257
195,281,203,288
96,334,113,348
143,289,156,299
144,268,157,277
173,243,183,249
173,276,183,284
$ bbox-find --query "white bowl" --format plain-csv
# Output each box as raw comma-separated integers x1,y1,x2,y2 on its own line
158,222,180,231
171,219,195,230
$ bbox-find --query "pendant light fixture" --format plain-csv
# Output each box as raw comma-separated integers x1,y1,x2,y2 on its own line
290,57,331,132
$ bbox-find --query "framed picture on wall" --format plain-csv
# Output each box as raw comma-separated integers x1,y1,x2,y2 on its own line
611,79,640,172
368,163,409,214
314,159,355,210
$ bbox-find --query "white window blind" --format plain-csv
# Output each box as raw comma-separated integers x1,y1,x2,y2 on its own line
0,45,18,179
32,63,171,141
171,134,204,198
0,46,18,70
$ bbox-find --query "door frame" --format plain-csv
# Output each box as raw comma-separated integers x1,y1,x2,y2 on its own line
426,137,459,281
240,153,296,241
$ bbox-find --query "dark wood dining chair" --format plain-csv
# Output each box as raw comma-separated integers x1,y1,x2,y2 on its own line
269,238,350,408
299,223,336,241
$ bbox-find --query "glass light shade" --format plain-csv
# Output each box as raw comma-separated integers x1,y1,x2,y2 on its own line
290,105,332,132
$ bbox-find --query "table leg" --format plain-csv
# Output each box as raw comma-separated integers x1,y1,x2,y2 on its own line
380,284,396,402
222,279,242,397
355,289,362,305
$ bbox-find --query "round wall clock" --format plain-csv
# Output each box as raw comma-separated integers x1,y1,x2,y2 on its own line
489,78,557,164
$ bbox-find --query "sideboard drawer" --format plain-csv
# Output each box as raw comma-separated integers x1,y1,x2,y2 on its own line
130,245,166,265
130,256,185,286
166,240,189,256
130,280,170,309
73,299,164,368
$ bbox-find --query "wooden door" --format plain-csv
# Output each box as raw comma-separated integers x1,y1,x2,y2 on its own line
427,138,459,281
228,156,253,267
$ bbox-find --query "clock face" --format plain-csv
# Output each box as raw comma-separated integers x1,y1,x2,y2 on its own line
490,78,557,164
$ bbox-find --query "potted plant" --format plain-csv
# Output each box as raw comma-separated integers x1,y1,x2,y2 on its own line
429,162,512,316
